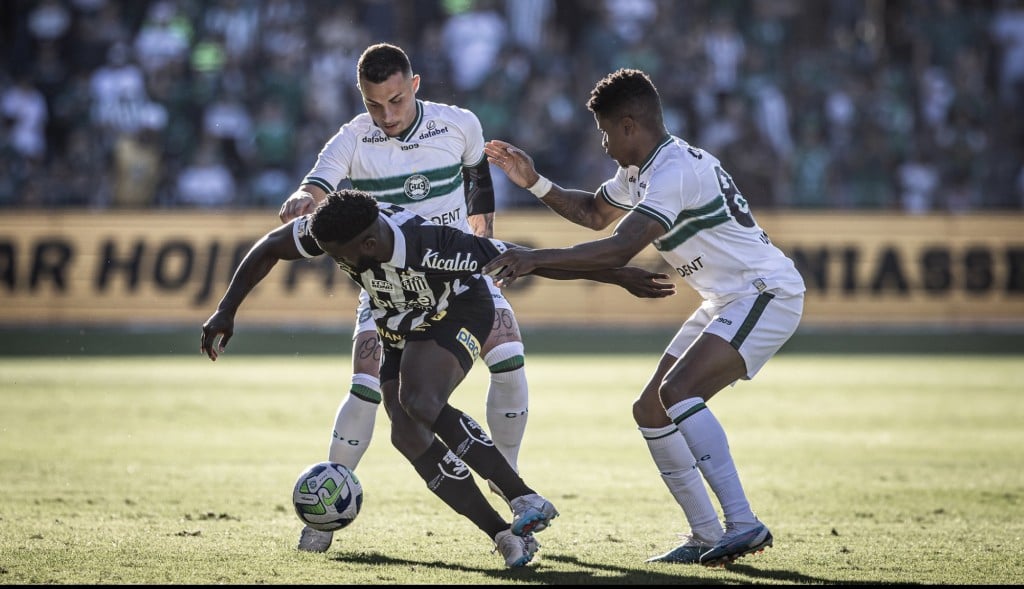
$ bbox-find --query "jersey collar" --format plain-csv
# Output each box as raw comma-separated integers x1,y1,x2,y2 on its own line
394,100,424,144
638,135,673,175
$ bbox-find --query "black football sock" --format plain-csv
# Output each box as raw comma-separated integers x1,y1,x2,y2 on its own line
411,438,507,538
431,404,532,500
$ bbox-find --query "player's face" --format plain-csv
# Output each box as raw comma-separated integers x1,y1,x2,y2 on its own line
359,71,421,137
595,113,631,168
317,235,378,274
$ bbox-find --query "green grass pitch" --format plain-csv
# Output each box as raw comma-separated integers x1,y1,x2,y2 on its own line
1,353,1022,584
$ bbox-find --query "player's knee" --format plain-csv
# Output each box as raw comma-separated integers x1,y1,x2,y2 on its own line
397,387,444,427
389,426,429,460
632,390,670,427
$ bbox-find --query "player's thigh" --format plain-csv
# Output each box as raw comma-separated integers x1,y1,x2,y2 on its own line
481,277,522,354
700,291,803,380
663,292,802,402
398,298,493,422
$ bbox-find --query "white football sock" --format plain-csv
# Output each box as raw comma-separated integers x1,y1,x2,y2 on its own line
327,373,381,470
483,342,528,472
640,424,724,543
667,397,758,527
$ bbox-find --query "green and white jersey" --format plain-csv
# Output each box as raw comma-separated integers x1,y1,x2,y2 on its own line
600,136,806,304
302,99,485,232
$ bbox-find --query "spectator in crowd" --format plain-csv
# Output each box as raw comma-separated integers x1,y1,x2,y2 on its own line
175,136,235,207
1,0,1022,211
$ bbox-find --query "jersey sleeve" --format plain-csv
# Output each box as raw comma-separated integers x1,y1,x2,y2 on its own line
454,106,486,167
292,215,324,258
598,166,634,211
301,120,358,193
631,162,699,232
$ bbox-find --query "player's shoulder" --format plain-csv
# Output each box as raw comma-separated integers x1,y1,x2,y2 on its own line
337,112,378,138
420,99,481,129
380,202,431,227
651,136,720,176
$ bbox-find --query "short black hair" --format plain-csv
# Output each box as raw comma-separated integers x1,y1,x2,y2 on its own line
310,190,380,245
587,68,664,129
357,43,413,84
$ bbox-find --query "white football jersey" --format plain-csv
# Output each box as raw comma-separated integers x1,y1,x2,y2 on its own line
302,99,485,232
600,136,806,304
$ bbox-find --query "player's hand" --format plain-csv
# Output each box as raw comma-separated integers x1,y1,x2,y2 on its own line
611,267,676,298
279,192,317,223
483,249,536,288
484,139,541,189
200,309,235,361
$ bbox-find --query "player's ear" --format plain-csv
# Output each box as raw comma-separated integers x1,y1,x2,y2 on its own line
411,73,421,94
622,115,636,136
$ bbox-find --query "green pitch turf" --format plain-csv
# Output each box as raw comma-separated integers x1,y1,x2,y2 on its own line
1,354,1021,584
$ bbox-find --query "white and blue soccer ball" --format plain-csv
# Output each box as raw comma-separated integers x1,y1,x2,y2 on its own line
292,461,363,531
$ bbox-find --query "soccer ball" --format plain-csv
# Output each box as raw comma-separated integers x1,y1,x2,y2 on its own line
292,461,363,531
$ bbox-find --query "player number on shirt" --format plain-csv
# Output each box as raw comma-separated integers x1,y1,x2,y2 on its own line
713,166,757,229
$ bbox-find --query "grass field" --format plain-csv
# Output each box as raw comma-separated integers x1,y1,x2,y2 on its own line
1,353,1022,585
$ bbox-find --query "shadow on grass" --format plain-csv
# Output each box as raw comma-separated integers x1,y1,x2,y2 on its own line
330,550,914,585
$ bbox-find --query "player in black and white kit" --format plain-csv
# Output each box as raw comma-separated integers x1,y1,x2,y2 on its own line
484,69,806,567
201,189,675,567
276,43,534,554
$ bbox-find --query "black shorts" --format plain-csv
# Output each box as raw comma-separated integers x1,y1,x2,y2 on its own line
379,289,494,384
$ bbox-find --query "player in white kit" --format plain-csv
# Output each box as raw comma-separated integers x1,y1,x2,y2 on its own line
483,68,806,567
278,43,532,554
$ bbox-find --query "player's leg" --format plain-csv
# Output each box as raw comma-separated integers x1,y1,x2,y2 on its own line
381,343,536,567
400,300,557,537
298,301,381,552
637,349,724,564
637,305,724,563
327,325,382,468
480,279,529,473
661,293,803,566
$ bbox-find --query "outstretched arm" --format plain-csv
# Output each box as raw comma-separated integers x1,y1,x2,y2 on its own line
484,139,625,231
484,212,665,286
201,222,305,361
530,266,675,298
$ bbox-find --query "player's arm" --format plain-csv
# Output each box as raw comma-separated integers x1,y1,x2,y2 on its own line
201,221,305,361
279,183,329,223
486,236,674,299
484,139,625,230
483,211,664,285
464,158,495,238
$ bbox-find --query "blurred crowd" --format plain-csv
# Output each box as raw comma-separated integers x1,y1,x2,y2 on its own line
2,0,1023,212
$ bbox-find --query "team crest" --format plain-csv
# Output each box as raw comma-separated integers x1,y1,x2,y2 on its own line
404,174,431,200
400,274,429,292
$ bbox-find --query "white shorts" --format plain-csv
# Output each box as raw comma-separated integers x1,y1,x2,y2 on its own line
352,275,513,337
665,291,804,379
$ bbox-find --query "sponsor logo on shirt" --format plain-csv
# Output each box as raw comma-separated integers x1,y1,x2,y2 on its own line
361,130,388,143
421,249,478,271
370,279,393,291
418,119,449,140
675,255,705,278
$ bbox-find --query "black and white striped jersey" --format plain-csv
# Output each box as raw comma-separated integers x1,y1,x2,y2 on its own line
291,204,509,346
